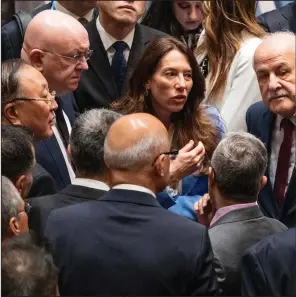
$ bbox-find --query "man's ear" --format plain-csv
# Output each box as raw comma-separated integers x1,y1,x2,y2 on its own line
15,175,26,198
154,154,166,177
3,104,22,125
9,217,20,236
259,175,267,191
29,49,45,72
208,167,214,186
67,144,72,161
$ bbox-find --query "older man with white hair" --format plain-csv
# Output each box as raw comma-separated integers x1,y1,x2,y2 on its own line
246,31,296,227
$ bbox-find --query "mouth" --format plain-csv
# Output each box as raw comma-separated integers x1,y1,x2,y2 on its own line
49,117,56,126
172,95,187,102
269,94,289,101
119,5,136,11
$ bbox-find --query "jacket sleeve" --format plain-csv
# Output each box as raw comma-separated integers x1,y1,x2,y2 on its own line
256,14,270,33
241,249,270,297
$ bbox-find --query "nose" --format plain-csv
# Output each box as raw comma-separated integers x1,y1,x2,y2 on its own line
268,73,281,92
51,98,58,111
188,7,199,21
77,57,89,71
176,74,186,90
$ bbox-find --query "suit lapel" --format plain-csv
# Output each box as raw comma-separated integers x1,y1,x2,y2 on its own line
87,19,118,100
281,2,296,33
282,167,296,222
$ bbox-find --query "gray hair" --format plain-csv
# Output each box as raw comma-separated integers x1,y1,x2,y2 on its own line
211,132,267,202
104,132,169,171
70,109,121,176
1,176,23,238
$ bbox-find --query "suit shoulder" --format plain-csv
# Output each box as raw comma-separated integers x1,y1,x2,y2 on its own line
139,24,169,38
246,101,268,119
31,3,51,17
264,216,288,230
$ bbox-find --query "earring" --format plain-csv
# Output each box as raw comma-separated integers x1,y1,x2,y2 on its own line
144,88,149,97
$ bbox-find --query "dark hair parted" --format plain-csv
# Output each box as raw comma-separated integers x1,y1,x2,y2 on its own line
1,232,58,296
112,37,221,158
1,124,35,183
1,59,30,115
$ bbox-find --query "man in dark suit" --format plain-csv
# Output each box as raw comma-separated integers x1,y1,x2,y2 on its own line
195,132,287,296
241,227,296,296
257,1,296,33
45,113,220,296
28,109,121,241
74,1,168,112
1,0,98,61
246,32,296,227
21,10,91,191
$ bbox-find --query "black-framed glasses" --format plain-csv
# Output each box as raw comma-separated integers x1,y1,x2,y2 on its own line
43,49,93,63
152,149,179,165
18,202,32,215
11,91,56,107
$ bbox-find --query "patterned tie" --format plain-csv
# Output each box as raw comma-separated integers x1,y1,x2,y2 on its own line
111,41,128,96
78,17,88,26
273,118,294,208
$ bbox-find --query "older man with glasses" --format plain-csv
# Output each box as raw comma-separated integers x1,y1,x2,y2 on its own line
1,176,31,241
21,9,90,192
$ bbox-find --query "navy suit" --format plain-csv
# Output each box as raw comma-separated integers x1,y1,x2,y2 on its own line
45,189,219,296
246,102,296,227
241,227,296,296
34,93,77,191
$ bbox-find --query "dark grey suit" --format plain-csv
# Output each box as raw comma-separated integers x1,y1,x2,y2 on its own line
74,21,168,112
209,206,287,296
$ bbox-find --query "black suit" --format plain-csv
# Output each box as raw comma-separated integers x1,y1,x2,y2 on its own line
257,2,296,33
27,163,58,199
74,21,168,112
246,102,296,227
241,227,296,296
209,206,287,296
45,189,219,296
28,184,107,242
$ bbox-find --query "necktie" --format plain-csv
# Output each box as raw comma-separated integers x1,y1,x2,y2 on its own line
78,17,88,26
54,97,70,149
273,118,294,208
111,41,128,96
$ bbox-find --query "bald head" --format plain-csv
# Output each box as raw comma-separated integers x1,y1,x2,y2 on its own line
253,32,296,117
104,113,170,170
23,10,87,52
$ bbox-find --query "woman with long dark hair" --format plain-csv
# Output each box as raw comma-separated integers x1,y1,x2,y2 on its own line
142,1,203,51
113,37,225,220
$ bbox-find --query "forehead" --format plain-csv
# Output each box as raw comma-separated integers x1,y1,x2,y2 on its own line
19,66,48,91
157,50,191,70
254,47,295,71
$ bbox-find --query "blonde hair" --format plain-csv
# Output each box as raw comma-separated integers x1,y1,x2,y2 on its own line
196,0,266,104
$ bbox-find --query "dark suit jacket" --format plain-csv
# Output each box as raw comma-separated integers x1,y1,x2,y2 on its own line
28,184,107,241
246,102,296,227
209,206,287,296
257,2,296,33
74,22,168,112
241,227,296,296
27,163,58,199
34,94,77,191
45,189,219,296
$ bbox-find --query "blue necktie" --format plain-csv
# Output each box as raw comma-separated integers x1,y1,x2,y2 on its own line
111,41,128,96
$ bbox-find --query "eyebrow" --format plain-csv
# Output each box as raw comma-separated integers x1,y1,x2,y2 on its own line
162,67,192,72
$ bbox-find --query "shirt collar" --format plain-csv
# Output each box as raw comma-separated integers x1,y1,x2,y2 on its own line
112,184,156,198
55,1,94,22
72,178,110,191
96,17,135,52
276,114,296,128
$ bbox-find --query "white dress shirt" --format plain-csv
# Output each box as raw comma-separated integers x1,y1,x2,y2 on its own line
196,31,263,132
113,184,156,198
269,115,296,195
52,110,76,183
72,178,110,191
96,17,135,65
55,1,94,22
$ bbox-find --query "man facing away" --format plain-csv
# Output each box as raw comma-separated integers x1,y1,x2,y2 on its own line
45,113,220,296
21,10,90,191
246,32,296,227
195,132,287,295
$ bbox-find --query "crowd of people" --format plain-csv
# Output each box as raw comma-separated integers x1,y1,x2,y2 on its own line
1,1,296,296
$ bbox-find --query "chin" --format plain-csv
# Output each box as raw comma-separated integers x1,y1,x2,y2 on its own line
269,99,296,117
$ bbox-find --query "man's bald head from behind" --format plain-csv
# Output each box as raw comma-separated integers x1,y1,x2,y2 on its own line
21,10,89,95
104,113,171,193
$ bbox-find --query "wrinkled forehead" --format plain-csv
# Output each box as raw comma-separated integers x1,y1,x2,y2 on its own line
19,67,48,93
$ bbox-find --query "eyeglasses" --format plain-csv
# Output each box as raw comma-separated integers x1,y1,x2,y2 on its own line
11,91,56,107
18,202,32,215
152,149,179,165
43,49,93,63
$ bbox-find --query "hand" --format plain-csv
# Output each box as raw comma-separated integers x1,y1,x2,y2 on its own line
194,194,214,226
169,140,205,183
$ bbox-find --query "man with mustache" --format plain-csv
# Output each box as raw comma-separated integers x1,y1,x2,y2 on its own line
246,32,296,227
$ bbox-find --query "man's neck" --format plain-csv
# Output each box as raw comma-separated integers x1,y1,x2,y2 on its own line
76,174,109,185
58,1,93,17
99,14,135,40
